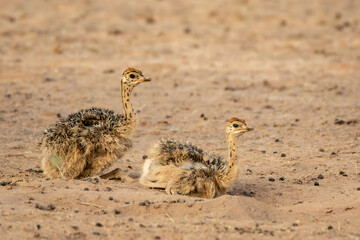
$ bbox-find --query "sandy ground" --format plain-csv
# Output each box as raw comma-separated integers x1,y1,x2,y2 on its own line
1,0,360,239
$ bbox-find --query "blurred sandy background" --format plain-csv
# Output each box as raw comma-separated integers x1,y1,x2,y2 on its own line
0,0,359,239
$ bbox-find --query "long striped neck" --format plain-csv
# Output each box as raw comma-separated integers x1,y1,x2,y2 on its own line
227,134,238,172
121,78,136,124
215,133,240,193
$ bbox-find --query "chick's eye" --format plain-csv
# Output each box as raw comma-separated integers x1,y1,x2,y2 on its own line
129,74,136,79
233,123,239,128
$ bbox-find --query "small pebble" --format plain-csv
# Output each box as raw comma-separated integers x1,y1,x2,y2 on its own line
281,153,286,157
143,155,148,159
108,196,114,201
357,187,360,191
275,139,281,142
328,225,333,230
269,177,275,182
84,188,89,191
314,182,319,186
139,200,151,206
35,203,55,211
317,174,324,179
36,224,41,230
114,209,121,215
96,223,103,227
29,197,35,201
279,177,285,181
105,187,112,191
139,224,146,228
125,201,130,204
0,181,12,186
331,152,337,156
339,171,347,177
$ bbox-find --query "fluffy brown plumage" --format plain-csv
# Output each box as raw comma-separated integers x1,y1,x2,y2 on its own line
140,118,253,198
38,67,151,179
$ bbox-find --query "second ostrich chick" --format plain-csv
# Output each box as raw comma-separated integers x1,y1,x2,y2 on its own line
140,118,253,198
38,67,151,179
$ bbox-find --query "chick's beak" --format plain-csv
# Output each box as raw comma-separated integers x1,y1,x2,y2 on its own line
246,127,254,131
136,76,152,83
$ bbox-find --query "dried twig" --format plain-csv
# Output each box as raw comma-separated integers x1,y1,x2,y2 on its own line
166,213,176,225
79,202,104,209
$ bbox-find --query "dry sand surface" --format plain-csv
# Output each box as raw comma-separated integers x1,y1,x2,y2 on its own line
1,0,360,239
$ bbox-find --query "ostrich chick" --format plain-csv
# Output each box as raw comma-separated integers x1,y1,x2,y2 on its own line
39,67,151,179
140,118,253,198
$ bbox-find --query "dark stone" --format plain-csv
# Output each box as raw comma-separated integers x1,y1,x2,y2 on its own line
317,174,324,179
96,223,103,227
139,200,151,206
44,77,56,82
281,153,286,157
269,177,275,182
314,182,319,186
35,203,55,211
